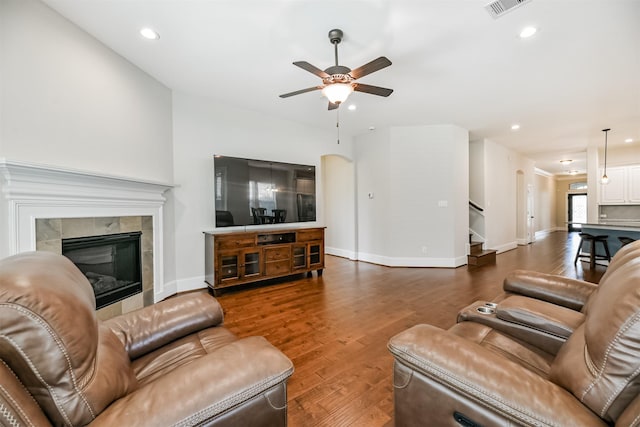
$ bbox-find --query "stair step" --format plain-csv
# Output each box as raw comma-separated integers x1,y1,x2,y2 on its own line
469,242,484,255
467,249,497,266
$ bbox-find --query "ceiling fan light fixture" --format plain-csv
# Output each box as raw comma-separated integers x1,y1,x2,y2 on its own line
322,83,354,104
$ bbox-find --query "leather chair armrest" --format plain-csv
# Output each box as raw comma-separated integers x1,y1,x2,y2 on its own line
104,291,224,359
496,295,585,338
503,269,598,311
88,336,294,427
388,324,606,426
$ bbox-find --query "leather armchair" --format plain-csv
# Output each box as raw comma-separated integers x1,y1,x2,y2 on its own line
389,240,640,426
0,251,293,426
457,240,640,354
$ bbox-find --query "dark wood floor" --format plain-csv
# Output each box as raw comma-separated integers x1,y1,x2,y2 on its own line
215,231,604,426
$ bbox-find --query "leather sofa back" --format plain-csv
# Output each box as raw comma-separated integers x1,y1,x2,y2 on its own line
550,245,640,422
0,252,137,426
582,240,640,315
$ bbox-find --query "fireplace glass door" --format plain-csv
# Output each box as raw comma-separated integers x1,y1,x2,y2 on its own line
62,232,142,309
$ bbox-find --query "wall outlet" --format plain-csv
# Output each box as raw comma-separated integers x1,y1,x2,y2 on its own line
438,200,448,208
421,246,428,254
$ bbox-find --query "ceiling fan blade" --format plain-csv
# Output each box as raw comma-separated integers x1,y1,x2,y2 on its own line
349,57,392,80
279,86,323,98
328,102,339,110
353,83,393,97
293,61,330,78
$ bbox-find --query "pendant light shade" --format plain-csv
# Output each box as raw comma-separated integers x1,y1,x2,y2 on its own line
601,128,610,185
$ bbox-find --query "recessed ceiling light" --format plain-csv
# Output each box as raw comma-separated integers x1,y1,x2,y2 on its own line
348,104,356,111
560,159,573,165
519,26,537,38
625,138,633,143
140,28,160,40
567,170,579,175
511,124,520,131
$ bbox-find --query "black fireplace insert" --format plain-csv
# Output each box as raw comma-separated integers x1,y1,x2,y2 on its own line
62,232,142,309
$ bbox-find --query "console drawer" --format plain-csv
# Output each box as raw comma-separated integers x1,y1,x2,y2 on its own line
264,246,291,261
297,229,323,242
264,259,291,276
217,236,256,250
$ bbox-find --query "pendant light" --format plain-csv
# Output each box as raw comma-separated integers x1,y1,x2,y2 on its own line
601,128,610,185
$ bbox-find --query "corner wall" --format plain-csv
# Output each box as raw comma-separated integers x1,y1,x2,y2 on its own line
355,125,469,267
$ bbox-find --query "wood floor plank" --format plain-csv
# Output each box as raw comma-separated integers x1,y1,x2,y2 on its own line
216,231,603,426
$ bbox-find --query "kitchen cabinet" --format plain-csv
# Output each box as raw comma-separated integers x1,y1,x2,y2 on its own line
600,165,640,205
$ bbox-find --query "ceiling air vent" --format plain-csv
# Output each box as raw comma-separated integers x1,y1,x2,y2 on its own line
485,0,532,18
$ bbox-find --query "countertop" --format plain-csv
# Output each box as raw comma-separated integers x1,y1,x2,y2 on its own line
580,221,640,231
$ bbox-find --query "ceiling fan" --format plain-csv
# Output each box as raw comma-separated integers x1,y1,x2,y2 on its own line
279,29,393,110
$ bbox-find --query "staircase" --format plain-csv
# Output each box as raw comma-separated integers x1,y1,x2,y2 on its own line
467,240,497,267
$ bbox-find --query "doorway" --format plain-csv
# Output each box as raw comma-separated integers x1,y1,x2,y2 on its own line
568,193,587,232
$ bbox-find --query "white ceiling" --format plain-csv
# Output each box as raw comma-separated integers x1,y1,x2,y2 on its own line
42,0,640,175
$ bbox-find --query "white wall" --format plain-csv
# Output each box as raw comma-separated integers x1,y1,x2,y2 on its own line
322,155,356,259
0,0,173,183
534,172,557,234
482,139,535,253
355,125,469,267
171,92,354,291
0,0,177,283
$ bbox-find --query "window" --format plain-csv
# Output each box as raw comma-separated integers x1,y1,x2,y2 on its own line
569,182,587,190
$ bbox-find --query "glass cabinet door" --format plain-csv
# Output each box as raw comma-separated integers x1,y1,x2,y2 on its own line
219,254,239,281
292,245,307,269
243,251,261,277
309,243,322,267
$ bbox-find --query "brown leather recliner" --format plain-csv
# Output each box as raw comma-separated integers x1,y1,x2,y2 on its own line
388,240,640,426
0,251,294,426
455,240,640,356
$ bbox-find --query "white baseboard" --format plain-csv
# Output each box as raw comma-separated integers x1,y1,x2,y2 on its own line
325,246,357,260
176,275,207,293
357,252,467,268
155,276,207,302
154,280,177,302
494,241,518,254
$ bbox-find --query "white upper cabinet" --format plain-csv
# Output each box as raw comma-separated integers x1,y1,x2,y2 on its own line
600,165,640,205
628,165,640,203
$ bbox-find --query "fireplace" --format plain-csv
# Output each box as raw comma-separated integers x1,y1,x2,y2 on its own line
62,232,142,309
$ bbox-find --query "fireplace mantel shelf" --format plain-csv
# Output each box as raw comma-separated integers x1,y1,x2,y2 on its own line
0,159,174,197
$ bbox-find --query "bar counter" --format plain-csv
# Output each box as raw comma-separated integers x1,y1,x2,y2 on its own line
579,221,640,257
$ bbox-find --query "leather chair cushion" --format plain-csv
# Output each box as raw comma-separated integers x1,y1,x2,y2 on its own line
0,252,137,426
132,327,238,386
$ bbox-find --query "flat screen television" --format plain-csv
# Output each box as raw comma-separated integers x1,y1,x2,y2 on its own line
214,155,316,227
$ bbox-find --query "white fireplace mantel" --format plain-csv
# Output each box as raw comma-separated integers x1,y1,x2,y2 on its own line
0,159,174,301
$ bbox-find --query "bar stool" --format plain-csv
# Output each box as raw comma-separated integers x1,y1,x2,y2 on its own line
574,233,611,269
619,236,637,247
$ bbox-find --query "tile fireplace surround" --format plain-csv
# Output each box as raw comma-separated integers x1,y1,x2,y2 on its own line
0,159,173,318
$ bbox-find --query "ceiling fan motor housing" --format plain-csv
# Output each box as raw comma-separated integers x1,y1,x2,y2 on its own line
328,29,343,44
